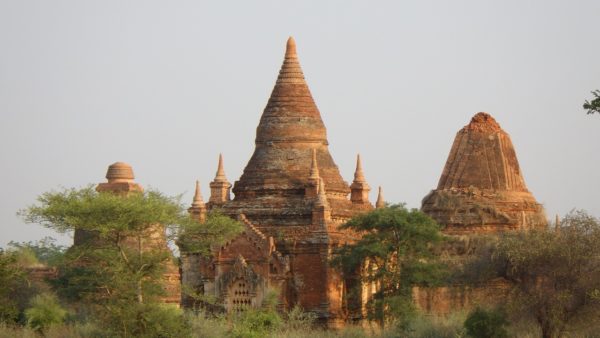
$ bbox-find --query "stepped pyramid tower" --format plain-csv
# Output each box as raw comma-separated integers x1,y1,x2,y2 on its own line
183,37,374,326
224,37,370,223
421,113,547,234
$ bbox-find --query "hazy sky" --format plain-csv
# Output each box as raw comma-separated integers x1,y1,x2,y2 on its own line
1,1,599,247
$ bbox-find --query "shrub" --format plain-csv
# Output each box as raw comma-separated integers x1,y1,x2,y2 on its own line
102,303,191,338
386,312,467,338
284,306,316,331
24,293,67,332
464,307,508,338
0,323,38,338
0,250,26,324
188,311,229,338
231,309,282,338
136,304,191,338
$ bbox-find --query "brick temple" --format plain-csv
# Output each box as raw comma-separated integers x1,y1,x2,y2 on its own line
81,38,549,325
180,37,379,326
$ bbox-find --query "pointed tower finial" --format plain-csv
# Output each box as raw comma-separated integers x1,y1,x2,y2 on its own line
316,178,329,207
286,36,297,58
353,154,366,183
310,148,319,179
312,178,331,226
376,186,385,209
350,153,371,204
215,153,227,182
193,180,204,205
189,180,207,223
305,148,321,198
209,154,232,206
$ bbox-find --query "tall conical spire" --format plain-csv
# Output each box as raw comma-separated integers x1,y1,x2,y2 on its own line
273,36,306,86
189,180,207,223
214,153,227,182
309,148,319,180
376,186,385,209
312,178,331,227
254,36,328,145
353,154,366,183
192,180,204,206
209,154,232,206
350,153,370,204
231,36,352,222
316,178,329,207
305,148,321,198
285,36,297,59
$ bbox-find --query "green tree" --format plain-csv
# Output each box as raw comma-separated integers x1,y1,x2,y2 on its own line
19,186,196,337
20,187,185,302
583,90,600,114
331,204,446,329
176,210,244,257
8,237,66,267
493,210,600,338
0,249,26,323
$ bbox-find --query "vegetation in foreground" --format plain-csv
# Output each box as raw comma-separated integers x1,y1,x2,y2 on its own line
2,186,600,337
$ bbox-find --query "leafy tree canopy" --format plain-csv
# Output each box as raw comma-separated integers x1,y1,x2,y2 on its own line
19,186,200,336
583,90,600,114
20,186,188,236
332,204,446,327
8,237,66,267
177,210,244,257
492,210,600,338
0,249,26,323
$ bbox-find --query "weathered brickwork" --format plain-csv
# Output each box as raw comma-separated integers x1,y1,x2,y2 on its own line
422,112,547,234
76,43,549,322
181,37,376,327
418,113,547,314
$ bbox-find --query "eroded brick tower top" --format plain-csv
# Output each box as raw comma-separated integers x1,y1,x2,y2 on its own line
436,113,528,192
422,112,547,234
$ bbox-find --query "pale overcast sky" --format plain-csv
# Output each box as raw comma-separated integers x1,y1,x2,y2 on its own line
1,1,599,247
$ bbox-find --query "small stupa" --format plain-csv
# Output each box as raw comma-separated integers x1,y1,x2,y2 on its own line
75,162,181,304
421,113,547,234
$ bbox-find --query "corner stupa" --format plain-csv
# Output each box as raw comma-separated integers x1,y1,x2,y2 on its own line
421,112,547,234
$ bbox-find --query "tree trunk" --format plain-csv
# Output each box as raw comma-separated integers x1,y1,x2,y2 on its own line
541,321,557,338
137,235,143,303
137,279,143,303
